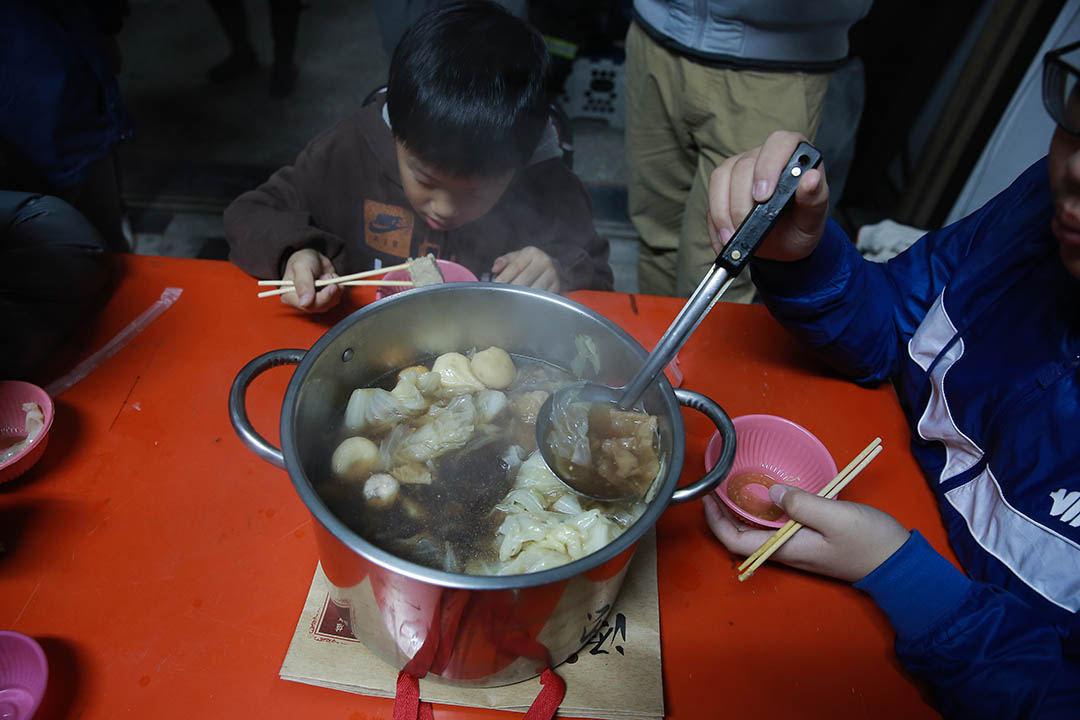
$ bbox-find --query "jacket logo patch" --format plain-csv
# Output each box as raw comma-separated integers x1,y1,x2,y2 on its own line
369,214,405,232
364,200,412,256
1049,489,1080,527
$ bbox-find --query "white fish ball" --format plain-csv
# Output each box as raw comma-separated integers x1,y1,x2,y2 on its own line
363,473,400,508
331,436,379,482
470,346,516,389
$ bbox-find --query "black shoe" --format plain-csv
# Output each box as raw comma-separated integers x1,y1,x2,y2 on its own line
269,62,298,98
208,48,259,84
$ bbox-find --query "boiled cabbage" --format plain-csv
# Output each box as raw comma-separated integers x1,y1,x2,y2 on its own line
390,370,433,415
393,394,476,464
344,388,404,435
473,389,508,424
484,451,634,575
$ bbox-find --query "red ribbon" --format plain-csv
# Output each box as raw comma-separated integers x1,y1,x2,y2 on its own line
522,668,566,720
394,671,435,720
393,668,565,720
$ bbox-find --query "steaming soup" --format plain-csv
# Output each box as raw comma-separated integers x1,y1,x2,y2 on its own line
316,346,661,575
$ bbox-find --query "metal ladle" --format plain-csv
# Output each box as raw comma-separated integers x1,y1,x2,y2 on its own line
536,142,822,501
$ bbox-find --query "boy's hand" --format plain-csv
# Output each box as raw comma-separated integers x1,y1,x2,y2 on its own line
707,130,831,262
491,246,563,293
281,249,342,312
704,484,910,583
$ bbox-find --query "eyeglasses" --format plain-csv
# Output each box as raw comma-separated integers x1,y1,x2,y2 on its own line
1044,40,1080,135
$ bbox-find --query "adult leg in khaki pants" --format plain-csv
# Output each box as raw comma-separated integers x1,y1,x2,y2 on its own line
626,21,692,297
626,21,827,301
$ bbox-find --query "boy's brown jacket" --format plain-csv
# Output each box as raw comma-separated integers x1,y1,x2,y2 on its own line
224,98,614,291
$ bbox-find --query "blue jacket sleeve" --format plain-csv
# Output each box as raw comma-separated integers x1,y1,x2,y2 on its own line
750,214,982,384
855,531,1080,718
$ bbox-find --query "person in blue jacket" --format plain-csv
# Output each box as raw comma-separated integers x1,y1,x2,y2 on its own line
703,40,1080,718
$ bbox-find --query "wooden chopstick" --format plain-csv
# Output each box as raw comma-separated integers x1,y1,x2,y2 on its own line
736,437,882,572
257,279,414,298
340,280,413,287
737,439,884,582
256,260,415,287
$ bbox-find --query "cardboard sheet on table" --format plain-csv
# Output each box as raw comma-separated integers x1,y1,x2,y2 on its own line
280,529,664,719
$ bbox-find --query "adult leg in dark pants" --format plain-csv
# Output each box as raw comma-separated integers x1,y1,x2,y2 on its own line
206,0,303,97
49,153,128,254
206,0,259,83
269,0,302,97
0,192,113,381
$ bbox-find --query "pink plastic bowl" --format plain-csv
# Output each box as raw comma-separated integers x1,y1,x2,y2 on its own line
0,631,48,720
0,382,54,485
705,414,837,528
375,260,479,300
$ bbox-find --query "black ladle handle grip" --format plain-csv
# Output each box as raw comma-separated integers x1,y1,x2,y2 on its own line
715,141,822,275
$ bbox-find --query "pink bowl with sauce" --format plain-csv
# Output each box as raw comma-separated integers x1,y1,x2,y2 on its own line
0,381,54,485
705,414,837,528
375,260,478,300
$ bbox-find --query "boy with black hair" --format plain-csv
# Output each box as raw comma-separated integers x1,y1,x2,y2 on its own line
225,0,613,312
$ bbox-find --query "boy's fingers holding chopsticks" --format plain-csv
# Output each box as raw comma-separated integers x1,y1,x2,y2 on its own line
767,485,843,533
706,491,835,575
305,257,342,312
279,249,325,310
763,486,911,582
282,271,315,310
704,495,781,552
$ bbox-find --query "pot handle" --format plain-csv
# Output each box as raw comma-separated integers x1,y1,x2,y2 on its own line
228,348,306,469
669,388,737,504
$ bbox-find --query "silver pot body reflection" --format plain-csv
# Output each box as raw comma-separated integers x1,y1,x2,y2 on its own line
230,284,736,686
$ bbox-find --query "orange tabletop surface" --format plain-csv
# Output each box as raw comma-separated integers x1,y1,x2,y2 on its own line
0,255,953,719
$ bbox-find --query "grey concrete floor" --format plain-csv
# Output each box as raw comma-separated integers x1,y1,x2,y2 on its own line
117,0,639,292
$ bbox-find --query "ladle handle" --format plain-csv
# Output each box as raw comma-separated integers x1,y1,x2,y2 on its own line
618,142,821,408
715,141,822,275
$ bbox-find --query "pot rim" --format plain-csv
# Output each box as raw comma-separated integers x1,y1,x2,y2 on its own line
280,283,685,590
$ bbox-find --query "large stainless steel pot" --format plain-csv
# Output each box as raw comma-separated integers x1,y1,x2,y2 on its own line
229,284,736,687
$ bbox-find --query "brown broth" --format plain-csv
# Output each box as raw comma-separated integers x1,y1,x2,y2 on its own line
547,403,660,500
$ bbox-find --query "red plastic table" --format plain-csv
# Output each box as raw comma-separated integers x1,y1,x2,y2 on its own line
0,255,952,718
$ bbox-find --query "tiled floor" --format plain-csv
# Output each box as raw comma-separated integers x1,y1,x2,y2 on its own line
118,0,640,292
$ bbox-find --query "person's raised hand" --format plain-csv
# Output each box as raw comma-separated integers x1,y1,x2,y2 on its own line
491,246,563,293
281,248,342,313
707,130,831,263
704,484,911,583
